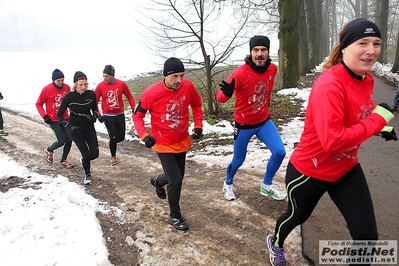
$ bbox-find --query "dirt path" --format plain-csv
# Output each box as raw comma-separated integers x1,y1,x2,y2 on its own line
2,76,396,266
0,108,309,266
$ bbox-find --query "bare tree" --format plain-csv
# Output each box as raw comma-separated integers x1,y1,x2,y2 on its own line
136,0,258,115
322,0,338,55
346,0,362,18
243,0,279,30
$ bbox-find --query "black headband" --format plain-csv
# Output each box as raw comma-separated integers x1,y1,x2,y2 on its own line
340,18,381,50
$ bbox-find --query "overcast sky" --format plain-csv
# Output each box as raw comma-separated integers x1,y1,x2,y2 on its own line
0,0,135,29
0,0,279,78
0,0,142,50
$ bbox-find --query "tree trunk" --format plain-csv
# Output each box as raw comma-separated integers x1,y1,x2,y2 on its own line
347,0,360,18
304,0,317,68
204,55,215,115
391,30,399,73
355,0,361,17
298,0,310,75
278,0,299,89
315,0,323,64
360,0,368,18
322,0,337,56
376,0,389,63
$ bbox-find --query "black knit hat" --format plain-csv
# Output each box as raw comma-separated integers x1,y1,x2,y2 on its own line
52,69,64,81
73,71,87,83
103,65,115,76
249,35,270,51
163,57,185,77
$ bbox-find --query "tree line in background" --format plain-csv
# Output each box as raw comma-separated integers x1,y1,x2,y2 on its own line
278,0,398,88
1,0,398,116
137,0,399,116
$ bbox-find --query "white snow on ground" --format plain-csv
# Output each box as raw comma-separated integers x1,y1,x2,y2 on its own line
0,51,397,265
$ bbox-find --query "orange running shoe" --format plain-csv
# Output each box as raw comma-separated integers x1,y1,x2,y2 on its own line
44,148,53,163
110,156,118,166
60,160,74,169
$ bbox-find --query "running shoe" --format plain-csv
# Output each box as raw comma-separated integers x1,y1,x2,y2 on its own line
168,216,189,230
266,234,286,266
0,130,8,136
110,156,117,166
60,160,74,169
222,182,236,201
260,184,287,201
150,176,166,199
84,173,92,185
44,148,53,163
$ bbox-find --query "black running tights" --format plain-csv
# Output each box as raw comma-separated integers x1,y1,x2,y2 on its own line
274,162,378,249
104,114,125,157
70,124,99,175
156,152,187,219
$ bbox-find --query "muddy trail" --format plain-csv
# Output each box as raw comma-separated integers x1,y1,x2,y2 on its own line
0,108,309,266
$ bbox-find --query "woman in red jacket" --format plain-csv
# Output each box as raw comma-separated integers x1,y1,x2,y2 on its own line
133,57,203,230
266,18,397,266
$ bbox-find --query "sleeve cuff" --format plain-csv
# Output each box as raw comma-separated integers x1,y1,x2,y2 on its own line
373,105,394,124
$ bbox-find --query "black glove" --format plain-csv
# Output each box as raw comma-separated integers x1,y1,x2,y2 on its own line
192,128,203,139
219,79,235,98
144,136,156,148
380,126,398,141
378,103,394,113
89,112,98,124
68,125,80,133
0,92,3,100
98,115,105,123
43,115,52,124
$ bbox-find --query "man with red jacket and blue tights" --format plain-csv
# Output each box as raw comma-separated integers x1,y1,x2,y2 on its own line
133,57,203,230
217,35,286,201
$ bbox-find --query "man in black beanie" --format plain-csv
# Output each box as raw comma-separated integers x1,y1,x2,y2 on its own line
133,57,203,230
163,57,185,77
103,65,115,76
249,35,270,54
36,69,74,169
216,35,287,202
95,64,136,166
